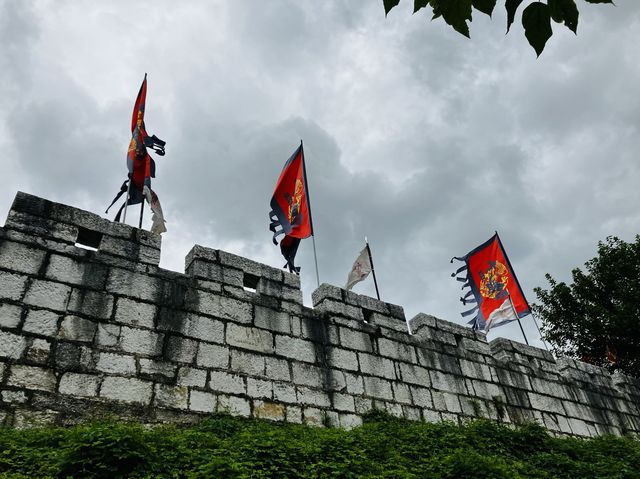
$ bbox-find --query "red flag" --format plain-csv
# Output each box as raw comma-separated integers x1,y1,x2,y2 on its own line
452,233,530,331
269,144,312,242
269,143,313,274
127,74,153,201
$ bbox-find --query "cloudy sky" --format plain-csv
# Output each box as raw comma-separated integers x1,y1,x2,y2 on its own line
1,0,638,349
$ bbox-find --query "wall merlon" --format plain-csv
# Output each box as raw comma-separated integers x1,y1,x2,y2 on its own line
0,192,638,437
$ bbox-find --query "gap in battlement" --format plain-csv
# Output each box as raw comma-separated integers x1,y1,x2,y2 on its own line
362,308,373,324
243,272,260,293
75,227,102,251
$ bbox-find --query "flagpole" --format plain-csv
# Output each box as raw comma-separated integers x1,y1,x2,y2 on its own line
508,292,529,346
364,236,381,301
121,177,132,223
139,199,145,229
300,140,320,287
531,311,550,351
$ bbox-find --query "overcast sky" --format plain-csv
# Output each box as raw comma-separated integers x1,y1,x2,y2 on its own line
1,0,638,349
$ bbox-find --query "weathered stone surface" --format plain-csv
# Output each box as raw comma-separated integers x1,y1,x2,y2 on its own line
230,349,266,376
0,271,28,301
165,336,198,363
177,367,207,388
359,353,396,379
100,377,153,404
115,298,156,328
58,316,96,342
23,280,71,311
0,303,22,328
118,326,163,356
59,372,100,397
155,384,189,409
96,323,120,347
226,323,273,354
196,342,229,369
26,338,51,363
0,241,46,275
217,394,251,417
45,255,108,289
67,289,114,320
209,371,246,395
96,352,136,375
275,335,315,363
0,331,27,359
190,390,217,412
7,365,56,392
139,359,177,379
23,309,59,337
339,327,373,352
254,400,285,421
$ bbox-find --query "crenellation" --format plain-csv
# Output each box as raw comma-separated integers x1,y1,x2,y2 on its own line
0,192,638,436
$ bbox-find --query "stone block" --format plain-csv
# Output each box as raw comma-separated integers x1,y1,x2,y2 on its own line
0,241,46,275
21,309,59,337
0,330,27,359
327,348,359,372
311,283,342,306
2,390,28,403
398,362,430,387
226,323,273,354
155,384,189,410
247,378,273,399
165,336,198,363
190,390,217,413
430,370,468,395
273,382,297,403
139,358,177,379
392,382,412,404
58,316,96,342
26,338,51,363
254,306,291,334
0,271,28,301
96,352,136,375
23,280,71,311
106,268,159,302
378,338,417,363
344,372,365,395
209,370,246,395
318,299,364,321
114,298,156,328
118,326,163,356
275,335,315,363
528,392,566,415
230,349,266,376
100,376,153,404
45,255,108,289
177,367,207,387
183,315,225,342
100,236,160,265
292,363,324,389
358,353,396,379
0,303,22,328
297,387,331,408
218,250,284,283
58,372,100,397
333,393,356,412
410,386,433,408
8,365,56,392
339,327,372,352
196,342,229,369
217,394,251,417
266,357,291,381
95,323,121,347
354,397,374,414
363,376,393,400
254,400,285,421
470,380,504,400
67,289,114,320
432,391,462,413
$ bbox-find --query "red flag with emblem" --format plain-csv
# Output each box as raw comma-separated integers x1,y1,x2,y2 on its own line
269,143,313,274
451,233,530,331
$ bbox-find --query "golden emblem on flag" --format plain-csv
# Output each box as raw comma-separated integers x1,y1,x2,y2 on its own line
286,179,304,224
479,260,509,299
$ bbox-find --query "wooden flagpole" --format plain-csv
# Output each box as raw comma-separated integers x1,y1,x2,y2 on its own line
531,311,550,351
139,199,145,229
300,140,320,288
364,236,380,300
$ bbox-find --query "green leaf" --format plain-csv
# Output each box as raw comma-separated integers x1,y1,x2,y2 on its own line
505,0,524,33
472,0,496,17
431,0,472,38
522,2,553,57
548,0,578,34
414,0,430,13
383,0,401,16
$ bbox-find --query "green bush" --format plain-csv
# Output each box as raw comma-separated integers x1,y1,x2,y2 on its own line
0,413,637,478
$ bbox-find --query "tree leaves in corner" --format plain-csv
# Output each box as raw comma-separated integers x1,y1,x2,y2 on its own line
548,0,579,34
472,0,497,17
505,0,524,33
522,2,553,57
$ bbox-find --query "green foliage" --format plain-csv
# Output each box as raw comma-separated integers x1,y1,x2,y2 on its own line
534,235,640,378
383,0,614,56
0,414,638,478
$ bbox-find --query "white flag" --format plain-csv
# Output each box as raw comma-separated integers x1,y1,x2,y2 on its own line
345,245,372,291
484,296,518,333
143,186,167,235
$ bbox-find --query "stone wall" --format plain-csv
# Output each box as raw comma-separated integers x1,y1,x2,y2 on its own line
0,191,639,435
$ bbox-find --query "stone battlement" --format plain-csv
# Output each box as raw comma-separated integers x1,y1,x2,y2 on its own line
0,192,638,435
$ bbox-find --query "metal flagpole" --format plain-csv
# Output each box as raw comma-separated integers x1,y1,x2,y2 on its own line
300,140,320,288
121,178,133,223
139,199,145,229
364,236,381,301
531,311,550,351
508,292,530,346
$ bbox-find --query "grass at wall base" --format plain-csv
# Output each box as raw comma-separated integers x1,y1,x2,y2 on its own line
0,411,639,478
